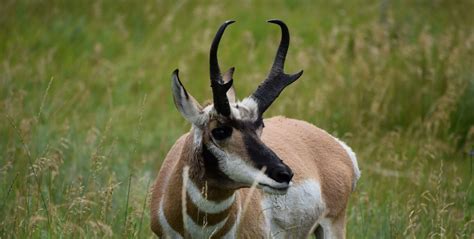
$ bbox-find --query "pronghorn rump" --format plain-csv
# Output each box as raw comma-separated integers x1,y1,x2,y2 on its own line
150,116,360,238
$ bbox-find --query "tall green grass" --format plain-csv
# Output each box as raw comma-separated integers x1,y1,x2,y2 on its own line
1,0,473,238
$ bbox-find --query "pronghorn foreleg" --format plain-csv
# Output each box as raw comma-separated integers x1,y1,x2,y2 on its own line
319,212,346,239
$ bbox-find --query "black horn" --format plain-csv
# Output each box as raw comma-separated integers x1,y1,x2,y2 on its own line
210,20,235,116
251,19,303,116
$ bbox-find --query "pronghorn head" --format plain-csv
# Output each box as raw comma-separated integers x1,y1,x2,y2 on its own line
171,20,303,194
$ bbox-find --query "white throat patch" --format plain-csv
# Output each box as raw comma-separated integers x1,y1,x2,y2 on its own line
186,179,236,214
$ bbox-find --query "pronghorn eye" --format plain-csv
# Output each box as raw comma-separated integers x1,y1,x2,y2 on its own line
211,126,233,140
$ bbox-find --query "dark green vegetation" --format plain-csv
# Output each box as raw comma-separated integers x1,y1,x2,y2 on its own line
1,0,473,238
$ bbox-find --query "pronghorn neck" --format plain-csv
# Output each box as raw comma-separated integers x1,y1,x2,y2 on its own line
159,133,241,238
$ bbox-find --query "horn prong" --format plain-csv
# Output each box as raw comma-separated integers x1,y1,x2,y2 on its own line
209,20,235,116
250,19,303,116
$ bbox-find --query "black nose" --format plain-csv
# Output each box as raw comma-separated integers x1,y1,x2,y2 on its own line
270,168,293,184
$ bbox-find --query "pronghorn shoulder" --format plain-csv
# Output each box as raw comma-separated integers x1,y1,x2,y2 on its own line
161,133,190,174
263,116,359,189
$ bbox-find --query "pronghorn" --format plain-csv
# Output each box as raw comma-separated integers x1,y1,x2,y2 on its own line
150,19,360,238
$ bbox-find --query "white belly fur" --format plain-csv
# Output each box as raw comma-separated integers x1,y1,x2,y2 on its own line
261,180,326,238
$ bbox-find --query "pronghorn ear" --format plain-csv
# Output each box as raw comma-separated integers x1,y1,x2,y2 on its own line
171,69,205,126
223,67,237,103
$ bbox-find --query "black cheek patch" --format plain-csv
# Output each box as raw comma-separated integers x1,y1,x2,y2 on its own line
202,146,233,181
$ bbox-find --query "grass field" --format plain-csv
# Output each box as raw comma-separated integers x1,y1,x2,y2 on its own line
1,0,473,238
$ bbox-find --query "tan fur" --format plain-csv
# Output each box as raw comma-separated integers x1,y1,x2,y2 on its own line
151,116,357,238
263,116,354,217
150,134,187,234
236,188,267,237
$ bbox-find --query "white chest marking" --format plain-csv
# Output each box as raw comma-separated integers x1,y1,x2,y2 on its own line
158,181,238,239
261,180,326,238
182,200,241,239
184,214,228,238
158,199,183,239
158,204,231,239
186,179,236,214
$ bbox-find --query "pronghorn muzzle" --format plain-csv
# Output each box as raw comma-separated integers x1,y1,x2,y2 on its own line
243,133,293,185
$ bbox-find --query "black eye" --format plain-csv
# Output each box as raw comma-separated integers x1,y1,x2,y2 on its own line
211,126,233,140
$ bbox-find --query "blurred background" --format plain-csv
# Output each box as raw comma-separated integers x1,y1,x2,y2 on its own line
1,0,473,238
